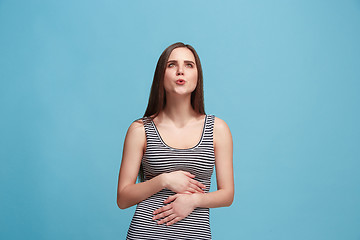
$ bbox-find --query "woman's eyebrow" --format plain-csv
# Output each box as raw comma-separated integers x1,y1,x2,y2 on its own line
167,60,195,64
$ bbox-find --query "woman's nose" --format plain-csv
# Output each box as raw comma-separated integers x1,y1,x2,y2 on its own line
176,65,184,75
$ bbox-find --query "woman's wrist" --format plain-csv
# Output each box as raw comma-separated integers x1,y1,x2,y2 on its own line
190,192,204,208
159,173,169,189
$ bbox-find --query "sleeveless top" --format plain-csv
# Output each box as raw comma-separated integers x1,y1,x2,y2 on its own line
126,114,216,240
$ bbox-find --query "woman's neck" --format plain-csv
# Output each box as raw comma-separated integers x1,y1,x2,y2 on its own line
159,94,200,127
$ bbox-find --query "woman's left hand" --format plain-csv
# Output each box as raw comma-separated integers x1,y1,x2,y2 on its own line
152,193,201,226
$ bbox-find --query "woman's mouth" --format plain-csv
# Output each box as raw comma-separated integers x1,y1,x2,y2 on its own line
176,79,185,85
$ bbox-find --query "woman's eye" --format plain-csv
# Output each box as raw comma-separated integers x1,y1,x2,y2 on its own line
186,64,193,67
168,63,175,67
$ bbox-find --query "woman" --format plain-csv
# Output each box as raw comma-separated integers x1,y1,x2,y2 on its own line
117,42,234,239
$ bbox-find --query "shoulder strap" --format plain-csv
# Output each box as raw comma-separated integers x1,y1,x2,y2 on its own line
140,116,151,134
140,116,161,144
208,114,215,136
201,114,215,148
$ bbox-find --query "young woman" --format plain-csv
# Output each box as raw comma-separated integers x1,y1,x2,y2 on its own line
117,42,234,239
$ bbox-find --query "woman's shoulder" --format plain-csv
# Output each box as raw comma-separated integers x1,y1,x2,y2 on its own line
124,117,146,149
211,115,227,127
126,117,146,136
212,115,231,135
212,115,232,148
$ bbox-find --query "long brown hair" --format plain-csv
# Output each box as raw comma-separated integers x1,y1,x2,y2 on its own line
138,42,206,182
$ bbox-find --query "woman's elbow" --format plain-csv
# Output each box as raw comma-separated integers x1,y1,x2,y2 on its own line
117,200,126,210
117,194,129,210
225,196,234,207
224,190,234,207
117,200,131,210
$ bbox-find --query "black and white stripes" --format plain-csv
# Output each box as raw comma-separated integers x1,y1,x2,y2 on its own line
126,114,216,240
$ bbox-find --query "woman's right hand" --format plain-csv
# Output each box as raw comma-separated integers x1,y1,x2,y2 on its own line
162,171,206,194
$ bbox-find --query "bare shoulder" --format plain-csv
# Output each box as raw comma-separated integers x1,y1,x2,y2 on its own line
124,118,146,152
128,118,145,133
214,116,231,134
213,116,233,148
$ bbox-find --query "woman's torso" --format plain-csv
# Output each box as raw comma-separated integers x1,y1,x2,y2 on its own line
126,114,216,240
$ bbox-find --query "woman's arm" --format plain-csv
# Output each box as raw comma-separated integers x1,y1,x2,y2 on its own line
193,116,234,207
152,117,234,225
117,120,206,210
117,120,162,209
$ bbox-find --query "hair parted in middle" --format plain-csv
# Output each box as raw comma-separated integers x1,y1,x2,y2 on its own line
143,42,206,119
138,42,206,182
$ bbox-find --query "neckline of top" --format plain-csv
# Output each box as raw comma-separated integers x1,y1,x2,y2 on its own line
148,114,208,150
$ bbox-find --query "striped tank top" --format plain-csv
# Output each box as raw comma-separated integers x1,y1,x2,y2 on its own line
126,114,216,240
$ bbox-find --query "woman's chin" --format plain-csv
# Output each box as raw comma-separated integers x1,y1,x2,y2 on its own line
166,89,192,96
173,91,193,97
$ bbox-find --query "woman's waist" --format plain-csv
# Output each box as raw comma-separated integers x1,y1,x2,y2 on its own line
136,189,210,212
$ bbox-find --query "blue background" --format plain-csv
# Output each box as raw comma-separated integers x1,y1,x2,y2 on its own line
1,0,359,239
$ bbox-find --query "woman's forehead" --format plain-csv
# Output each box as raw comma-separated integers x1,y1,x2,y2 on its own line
168,47,195,61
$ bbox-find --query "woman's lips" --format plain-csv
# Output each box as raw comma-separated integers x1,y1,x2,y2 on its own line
176,79,185,85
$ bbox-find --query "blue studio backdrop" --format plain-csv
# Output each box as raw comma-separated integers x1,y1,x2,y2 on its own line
1,0,359,239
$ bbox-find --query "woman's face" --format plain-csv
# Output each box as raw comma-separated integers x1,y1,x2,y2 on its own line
163,47,198,96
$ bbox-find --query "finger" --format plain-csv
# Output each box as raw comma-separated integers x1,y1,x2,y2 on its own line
187,185,202,194
166,216,182,226
182,171,195,178
190,179,206,189
153,204,172,215
188,182,204,192
186,186,198,194
164,194,177,204
182,191,192,194
153,208,173,221
157,213,176,225
189,183,204,193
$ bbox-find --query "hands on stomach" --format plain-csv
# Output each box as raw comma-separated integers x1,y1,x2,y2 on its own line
162,170,206,194
153,170,205,226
